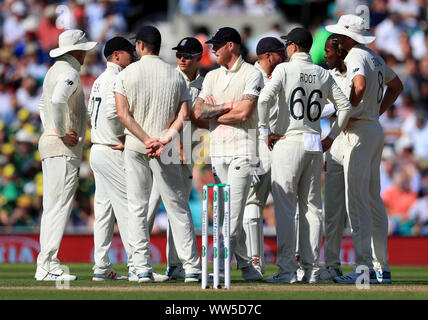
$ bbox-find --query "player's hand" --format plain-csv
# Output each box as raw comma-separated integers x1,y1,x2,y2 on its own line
111,143,124,151
267,133,282,151
145,138,163,158
60,131,78,147
343,118,357,134
321,136,334,152
205,95,216,106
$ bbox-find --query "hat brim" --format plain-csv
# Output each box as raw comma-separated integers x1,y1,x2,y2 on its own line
325,24,375,44
49,41,98,58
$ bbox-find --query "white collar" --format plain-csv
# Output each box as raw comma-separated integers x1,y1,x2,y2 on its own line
106,61,123,73
289,52,312,63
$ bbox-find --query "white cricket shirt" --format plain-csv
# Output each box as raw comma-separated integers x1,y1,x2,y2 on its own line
258,52,352,139
344,44,397,121
255,61,279,133
113,55,191,154
89,62,124,146
198,55,264,157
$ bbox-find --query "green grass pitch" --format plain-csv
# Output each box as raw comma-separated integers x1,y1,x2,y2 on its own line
1,264,428,300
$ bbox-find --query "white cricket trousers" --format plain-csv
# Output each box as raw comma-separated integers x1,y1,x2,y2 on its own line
35,156,80,279
124,149,201,276
343,120,390,272
147,164,193,268
90,144,133,274
271,137,323,278
323,132,347,269
211,156,254,270
243,138,271,273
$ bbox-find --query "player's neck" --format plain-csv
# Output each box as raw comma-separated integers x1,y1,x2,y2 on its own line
259,59,273,75
184,68,198,82
337,61,346,75
224,54,239,70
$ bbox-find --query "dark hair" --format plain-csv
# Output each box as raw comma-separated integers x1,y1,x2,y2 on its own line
327,34,340,49
326,34,347,59
145,42,160,54
138,40,160,55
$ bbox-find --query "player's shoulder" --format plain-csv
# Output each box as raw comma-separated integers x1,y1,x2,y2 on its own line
193,74,204,89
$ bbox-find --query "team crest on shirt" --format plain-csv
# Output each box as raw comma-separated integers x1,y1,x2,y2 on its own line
65,79,74,86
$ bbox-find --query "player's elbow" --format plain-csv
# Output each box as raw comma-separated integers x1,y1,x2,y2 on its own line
394,77,404,95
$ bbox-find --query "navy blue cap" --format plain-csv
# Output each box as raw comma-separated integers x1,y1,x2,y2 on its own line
103,36,134,58
281,27,313,50
133,25,161,45
206,27,241,45
172,37,203,53
256,37,285,55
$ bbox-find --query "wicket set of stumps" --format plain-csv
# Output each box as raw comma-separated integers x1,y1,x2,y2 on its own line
202,183,231,290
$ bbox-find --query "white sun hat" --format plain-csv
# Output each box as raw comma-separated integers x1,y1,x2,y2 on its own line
325,14,376,44
49,29,97,58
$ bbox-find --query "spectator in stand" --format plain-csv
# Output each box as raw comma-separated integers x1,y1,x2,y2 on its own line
380,146,396,194
408,170,428,235
382,166,418,235
375,9,406,61
388,0,419,28
2,1,27,46
402,58,421,103
370,0,389,27
418,55,428,105
208,0,245,15
16,76,42,116
36,5,64,53
0,78,17,126
244,0,275,15
380,104,403,147
178,0,209,15
408,108,428,166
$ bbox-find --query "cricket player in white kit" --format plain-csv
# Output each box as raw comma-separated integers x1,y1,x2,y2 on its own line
114,26,201,283
319,35,350,281
35,29,97,281
146,37,207,280
258,28,353,283
243,37,286,275
326,15,403,284
88,37,136,281
194,27,264,281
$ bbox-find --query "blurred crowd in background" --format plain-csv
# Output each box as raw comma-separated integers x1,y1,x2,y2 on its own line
0,0,428,237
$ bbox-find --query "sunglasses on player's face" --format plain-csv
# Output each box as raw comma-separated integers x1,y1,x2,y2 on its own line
176,52,202,59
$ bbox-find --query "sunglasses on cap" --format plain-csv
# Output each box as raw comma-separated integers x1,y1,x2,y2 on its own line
176,52,202,59
284,40,294,47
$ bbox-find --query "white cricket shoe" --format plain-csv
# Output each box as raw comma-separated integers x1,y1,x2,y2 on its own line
35,272,77,281
242,265,263,281
166,265,185,280
137,272,154,283
265,272,297,284
296,267,305,282
128,270,139,282
184,273,201,283
153,272,169,282
319,266,343,281
92,269,128,281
